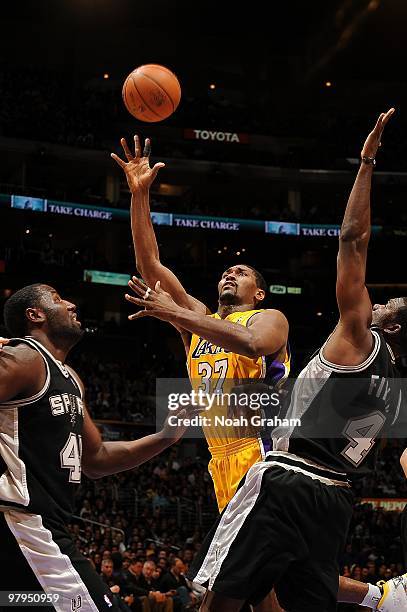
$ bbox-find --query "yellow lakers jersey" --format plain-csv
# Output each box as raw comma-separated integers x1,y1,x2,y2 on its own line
187,309,290,448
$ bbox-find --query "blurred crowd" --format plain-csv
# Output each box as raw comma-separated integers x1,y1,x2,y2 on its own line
0,69,119,149
2,67,407,170
74,352,183,423
70,450,216,611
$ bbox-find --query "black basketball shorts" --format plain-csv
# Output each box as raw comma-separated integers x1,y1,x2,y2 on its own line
187,452,354,612
0,508,121,612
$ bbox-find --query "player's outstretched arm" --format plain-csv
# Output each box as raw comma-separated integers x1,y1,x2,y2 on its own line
323,109,395,366
111,136,207,315
125,278,288,359
0,344,46,405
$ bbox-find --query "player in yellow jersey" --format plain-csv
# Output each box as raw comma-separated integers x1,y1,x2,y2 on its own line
112,136,290,518
187,306,290,512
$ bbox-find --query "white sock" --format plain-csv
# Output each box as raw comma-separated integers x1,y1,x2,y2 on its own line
361,583,382,609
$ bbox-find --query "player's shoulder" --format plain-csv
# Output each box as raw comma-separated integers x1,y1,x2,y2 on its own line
250,308,289,325
0,343,45,393
0,341,43,367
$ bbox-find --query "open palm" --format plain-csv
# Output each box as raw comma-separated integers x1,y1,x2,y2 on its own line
111,135,165,192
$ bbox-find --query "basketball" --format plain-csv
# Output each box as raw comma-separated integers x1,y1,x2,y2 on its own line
122,64,181,122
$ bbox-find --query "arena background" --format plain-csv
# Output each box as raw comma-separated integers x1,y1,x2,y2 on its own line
1,1,407,610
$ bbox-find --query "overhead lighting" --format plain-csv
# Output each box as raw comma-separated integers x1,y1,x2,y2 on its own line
325,81,332,88
209,83,216,90
103,73,110,80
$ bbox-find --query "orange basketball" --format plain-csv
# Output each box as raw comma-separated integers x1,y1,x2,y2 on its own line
122,64,181,122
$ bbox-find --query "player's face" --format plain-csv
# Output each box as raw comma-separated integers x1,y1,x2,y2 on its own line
218,265,261,306
39,286,83,342
372,297,405,328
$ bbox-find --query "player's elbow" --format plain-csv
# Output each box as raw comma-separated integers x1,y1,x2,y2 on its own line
339,225,369,244
82,465,102,480
135,258,161,282
242,339,262,359
81,454,105,480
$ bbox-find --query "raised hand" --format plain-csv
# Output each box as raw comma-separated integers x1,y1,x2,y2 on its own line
125,277,182,322
361,108,395,160
111,136,165,193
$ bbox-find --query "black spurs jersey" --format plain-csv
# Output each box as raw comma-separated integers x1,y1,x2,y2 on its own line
273,327,405,476
0,337,84,521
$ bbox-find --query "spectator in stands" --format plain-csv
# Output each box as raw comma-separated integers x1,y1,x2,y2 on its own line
158,558,169,572
139,561,172,612
121,559,171,612
122,559,143,585
100,559,132,612
159,558,197,611
366,561,379,584
100,559,117,589
120,558,150,611
350,565,362,582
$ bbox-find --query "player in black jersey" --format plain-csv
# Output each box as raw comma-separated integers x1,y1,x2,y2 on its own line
186,110,407,612
0,283,194,611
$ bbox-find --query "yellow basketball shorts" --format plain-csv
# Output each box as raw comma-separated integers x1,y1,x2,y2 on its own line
208,438,263,512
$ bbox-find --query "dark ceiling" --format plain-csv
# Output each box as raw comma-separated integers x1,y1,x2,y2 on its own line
2,0,406,81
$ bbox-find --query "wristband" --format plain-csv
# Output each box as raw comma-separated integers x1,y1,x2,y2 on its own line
361,155,376,166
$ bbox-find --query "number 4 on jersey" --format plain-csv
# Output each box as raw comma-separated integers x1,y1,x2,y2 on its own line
60,433,82,483
341,412,386,467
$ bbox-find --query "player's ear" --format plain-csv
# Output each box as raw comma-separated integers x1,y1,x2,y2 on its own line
26,307,46,324
255,288,265,304
383,323,401,336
